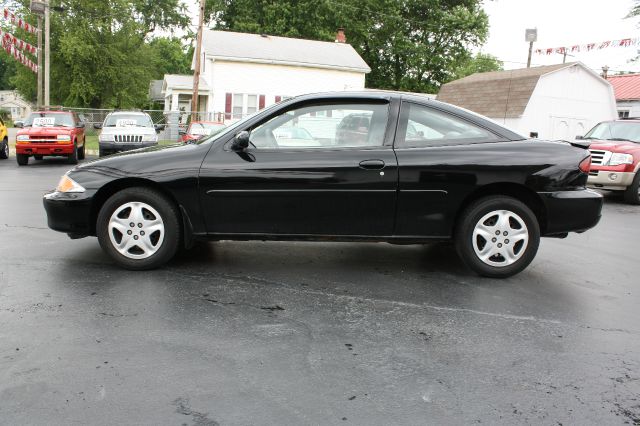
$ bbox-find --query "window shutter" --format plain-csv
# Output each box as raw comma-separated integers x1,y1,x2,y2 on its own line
225,93,232,120
275,95,282,103
259,95,265,110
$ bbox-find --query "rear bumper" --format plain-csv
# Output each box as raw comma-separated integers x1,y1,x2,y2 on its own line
43,190,96,237
16,142,74,155
539,189,603,236
587,171,635,191
99,141,157,152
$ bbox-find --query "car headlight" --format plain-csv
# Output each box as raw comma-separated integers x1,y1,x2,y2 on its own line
17,135,29,141
57,134,71,141
56,174,85,193
609,153,633,166
142,134,157,142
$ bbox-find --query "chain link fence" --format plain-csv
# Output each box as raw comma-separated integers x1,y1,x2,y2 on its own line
61,108,227,143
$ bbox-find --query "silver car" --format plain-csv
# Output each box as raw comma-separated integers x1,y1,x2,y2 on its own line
95,111,160,157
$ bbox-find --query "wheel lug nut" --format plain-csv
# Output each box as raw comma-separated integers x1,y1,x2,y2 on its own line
505,239,510,244
140,231,145,236
492,238,497,242
138,223,143,228
133,235,139,240
495,230,500,235
127,230,132,235
130,222,135,227
503,231,508,236
497,243,503,248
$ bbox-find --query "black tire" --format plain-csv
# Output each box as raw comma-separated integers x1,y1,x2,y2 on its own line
455,196,540,278
16,153,28,166
78,140,86,160
99,148,109,158
623,172,640,205
97,187,181,270
34,155,43,160
0,138,8,159
67,141,78,164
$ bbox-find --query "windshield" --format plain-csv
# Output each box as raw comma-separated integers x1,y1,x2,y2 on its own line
584,121,640,143
24,112,75,127
195,103,282,145
189,122,226,136
104,114,153,128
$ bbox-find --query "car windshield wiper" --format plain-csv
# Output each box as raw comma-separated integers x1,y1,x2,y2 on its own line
607,138,631,142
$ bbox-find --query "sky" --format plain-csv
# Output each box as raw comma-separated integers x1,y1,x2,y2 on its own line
482,0,640,73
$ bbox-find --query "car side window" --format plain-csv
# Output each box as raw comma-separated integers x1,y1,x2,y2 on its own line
398,102,498,147
249,102,389,149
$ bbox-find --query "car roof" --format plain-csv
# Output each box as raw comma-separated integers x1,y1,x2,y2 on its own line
107,111,149,116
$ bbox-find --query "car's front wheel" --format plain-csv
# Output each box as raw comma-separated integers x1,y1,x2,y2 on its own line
97,187,181,270
455,196,540,278
623,172,640,205
16,154,28,166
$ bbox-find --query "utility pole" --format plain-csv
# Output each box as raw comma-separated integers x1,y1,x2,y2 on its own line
44,0,50,107
525,28,537,68
37,16,42,108
191,0,206,122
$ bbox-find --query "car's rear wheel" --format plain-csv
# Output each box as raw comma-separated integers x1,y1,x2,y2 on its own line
623,172,640,205
455,196,540,278
67,141,78,164
16,154,28,166
0,138,8,159
97,187,181,270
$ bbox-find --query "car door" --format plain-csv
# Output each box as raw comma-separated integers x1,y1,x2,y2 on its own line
198,98,400,236
393,101,504,237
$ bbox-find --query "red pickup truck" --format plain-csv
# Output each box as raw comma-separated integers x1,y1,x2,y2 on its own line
15,110,86,166
584,119,640,204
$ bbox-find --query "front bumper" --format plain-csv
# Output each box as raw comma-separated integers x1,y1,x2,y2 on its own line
43,190,96,237
539,189,603,236
587,171,635,191
16,142,75,155
99,141,157,152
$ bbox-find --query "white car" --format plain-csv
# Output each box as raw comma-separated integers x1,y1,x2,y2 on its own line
95,111,161,157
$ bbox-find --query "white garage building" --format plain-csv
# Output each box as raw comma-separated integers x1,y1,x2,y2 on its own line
161,29,370,123
437,62,617,140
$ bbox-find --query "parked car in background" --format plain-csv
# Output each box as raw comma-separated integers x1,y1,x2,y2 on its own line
180,121,226,143
95,111,160,157
44,91,602,278
15,110,86,166
0,116,8,159
582,119,640,204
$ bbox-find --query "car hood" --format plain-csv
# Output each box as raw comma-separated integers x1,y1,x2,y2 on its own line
100,126,156,136
18,127,73,135
69,142,205,188
587,139,640,154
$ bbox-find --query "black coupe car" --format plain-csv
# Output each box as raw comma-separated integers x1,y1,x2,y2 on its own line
43,91,602,277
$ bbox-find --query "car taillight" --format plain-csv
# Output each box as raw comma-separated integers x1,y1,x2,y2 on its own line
579,156,591,173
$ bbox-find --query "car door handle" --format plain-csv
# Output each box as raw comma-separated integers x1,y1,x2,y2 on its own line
359,159,385,170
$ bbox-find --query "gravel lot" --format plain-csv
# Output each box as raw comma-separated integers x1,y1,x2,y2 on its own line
0,156,639,425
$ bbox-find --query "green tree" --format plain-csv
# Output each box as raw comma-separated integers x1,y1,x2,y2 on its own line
0,52,18,90
450,52,503,80
207,0,490,94
9,0,189,108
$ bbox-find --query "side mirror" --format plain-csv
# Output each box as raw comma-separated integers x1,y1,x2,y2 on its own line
231,131,250,151
575,135,584,140
154,124,164,133
93,123,102,130
77,122,85,129
14,121,23,128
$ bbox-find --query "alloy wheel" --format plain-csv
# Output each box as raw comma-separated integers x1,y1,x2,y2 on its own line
472,209,529,267
108,201,165,259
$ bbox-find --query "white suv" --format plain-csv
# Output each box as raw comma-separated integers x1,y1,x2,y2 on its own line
95,111,160,157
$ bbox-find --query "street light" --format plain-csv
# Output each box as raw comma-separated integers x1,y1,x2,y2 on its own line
525,28,537,68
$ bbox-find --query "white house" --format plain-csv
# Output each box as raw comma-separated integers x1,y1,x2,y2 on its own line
607,73,640,118
161,29,370,123
437,63,617,140
0,90,32,121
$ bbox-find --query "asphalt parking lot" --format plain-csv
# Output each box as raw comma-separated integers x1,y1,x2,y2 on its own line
1,156,639,425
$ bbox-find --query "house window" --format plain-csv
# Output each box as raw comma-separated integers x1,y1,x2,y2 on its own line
246,95,258,115
618,110,630,119
226,93,266,120
233,94,244,119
